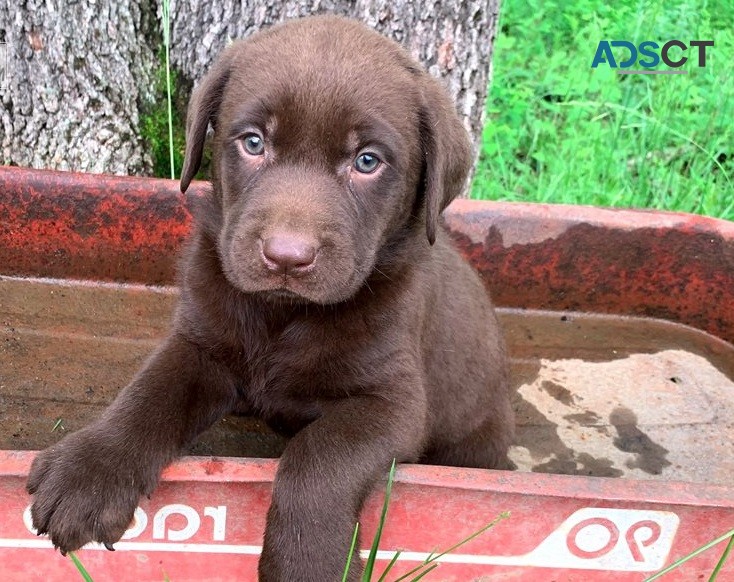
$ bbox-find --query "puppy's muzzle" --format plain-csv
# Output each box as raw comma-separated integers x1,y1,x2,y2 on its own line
259,233,319,277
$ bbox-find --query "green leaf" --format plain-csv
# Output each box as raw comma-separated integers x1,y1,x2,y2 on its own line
376,549,402,582
709,532,734,582
391,512,510,582
644,527,734,581
362,459,397,581
342,523,360,582
68,552,94,582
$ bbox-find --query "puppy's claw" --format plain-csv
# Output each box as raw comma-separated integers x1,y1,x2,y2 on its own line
104,542,115,551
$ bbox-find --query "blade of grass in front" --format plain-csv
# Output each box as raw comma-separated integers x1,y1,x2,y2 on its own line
376,549,402,582
342,522,360,582
408,563,439,581
708,532,734,582
644,527,734,581
68,552,94,582
362,459,397,581
162,0,175,179
392,511,510,582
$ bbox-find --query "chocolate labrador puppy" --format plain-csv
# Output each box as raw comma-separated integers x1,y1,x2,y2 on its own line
27,15,513,581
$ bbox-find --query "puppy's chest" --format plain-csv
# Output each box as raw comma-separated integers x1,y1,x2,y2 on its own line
235,318,369,410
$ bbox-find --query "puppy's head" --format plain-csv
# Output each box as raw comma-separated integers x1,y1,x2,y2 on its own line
181,16,471,304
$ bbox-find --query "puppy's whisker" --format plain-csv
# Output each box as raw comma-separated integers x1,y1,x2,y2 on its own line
373,267,392,281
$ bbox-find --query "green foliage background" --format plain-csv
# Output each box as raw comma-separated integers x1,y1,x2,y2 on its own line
142,1,734,220
140,49,187,181
471,0,734,219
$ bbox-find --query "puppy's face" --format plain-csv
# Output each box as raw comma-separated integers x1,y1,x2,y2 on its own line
181,16,472,304
214,26,423,304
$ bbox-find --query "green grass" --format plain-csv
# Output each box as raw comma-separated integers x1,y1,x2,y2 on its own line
139,47,186,181
68,552,93,582
472,0,734,220
143,0,734,220
161,0,175,180
644,527,734,581
343,460,510,581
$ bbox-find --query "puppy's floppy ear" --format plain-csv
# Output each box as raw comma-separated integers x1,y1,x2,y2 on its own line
418,76,473,245
180,48,235,193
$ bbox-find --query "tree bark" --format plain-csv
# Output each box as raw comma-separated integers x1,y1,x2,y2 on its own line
0,0,158,174
169,0,500,178
0,0,499,180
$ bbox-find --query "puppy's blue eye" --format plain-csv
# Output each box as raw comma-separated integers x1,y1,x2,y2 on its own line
242,133,265,156
354,152,380,174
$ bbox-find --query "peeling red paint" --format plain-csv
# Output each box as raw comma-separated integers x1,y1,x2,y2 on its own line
1,165,733,345
1,168,734,580
443,201,734,344
0,167,207,284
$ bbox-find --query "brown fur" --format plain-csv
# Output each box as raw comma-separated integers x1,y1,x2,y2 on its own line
27,16,514,581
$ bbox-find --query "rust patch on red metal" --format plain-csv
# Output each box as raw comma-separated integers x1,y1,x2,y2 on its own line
444,202,734,345
0,167,205,284
1,166,733,344
2,170,734,581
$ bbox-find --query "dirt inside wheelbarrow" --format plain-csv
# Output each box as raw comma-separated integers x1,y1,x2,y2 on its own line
1,275,732,486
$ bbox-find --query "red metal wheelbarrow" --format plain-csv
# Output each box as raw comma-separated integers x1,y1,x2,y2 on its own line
0,166,732,580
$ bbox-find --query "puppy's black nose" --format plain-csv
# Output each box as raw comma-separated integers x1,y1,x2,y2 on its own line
261,234,317,275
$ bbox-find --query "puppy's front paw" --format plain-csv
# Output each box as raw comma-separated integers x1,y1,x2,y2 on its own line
26,428,150,554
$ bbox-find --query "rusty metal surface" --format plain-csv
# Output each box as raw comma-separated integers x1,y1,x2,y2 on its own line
0,276,286,458
2,166,734,344
2,276,732,487
1,166,734,481
2,167,734,579
0,166,204,284
444,199,734,344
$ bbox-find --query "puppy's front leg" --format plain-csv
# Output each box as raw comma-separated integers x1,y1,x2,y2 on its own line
259,386,426,582
26,333,237,553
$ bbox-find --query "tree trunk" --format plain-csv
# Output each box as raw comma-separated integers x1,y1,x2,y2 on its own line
0,1,158,174
169,0,500,180
1,0,499,181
